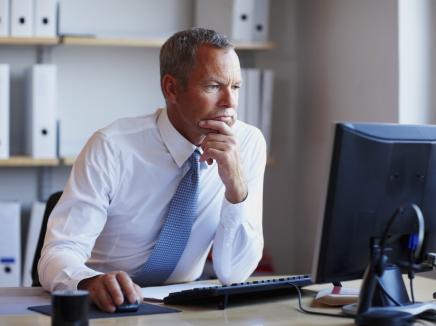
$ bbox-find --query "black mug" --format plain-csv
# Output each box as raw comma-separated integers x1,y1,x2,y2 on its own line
51,290,89,326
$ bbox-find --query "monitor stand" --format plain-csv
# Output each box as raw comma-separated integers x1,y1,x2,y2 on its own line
342,262,436,318
342,259,436,325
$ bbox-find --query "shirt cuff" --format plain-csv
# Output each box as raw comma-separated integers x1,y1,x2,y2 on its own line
220,195,248,230
52,267,103,291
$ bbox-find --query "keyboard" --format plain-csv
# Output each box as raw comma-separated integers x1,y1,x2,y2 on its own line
163,275,312,309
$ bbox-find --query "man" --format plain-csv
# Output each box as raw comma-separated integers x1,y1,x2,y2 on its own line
39,28,266,312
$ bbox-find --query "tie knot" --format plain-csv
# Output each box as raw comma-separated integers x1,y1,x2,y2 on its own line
190,150,201,169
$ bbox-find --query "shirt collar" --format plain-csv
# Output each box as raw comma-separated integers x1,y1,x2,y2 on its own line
157,108,199,168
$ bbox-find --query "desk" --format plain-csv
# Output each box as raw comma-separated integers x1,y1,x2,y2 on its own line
0,276,435,325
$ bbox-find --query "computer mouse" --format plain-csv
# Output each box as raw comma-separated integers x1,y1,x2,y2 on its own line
115,299,140,313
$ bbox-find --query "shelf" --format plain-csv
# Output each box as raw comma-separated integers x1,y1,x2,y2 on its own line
62,36,274,50
61,36,165,48
0,36,274,50
0,156,59,167
233,41,275,51
0,37,59,45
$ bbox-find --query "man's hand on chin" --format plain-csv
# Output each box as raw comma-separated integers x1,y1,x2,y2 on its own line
199,119,247,204
78,271,142,313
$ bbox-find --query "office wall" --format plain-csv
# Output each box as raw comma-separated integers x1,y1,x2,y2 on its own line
55,47,163,156
293,0,399,273
254,0,299,273
252,0,402,275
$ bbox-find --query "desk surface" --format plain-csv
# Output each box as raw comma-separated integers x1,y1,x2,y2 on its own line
1,276,436,325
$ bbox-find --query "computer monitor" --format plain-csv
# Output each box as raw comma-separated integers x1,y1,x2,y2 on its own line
312,122,436,285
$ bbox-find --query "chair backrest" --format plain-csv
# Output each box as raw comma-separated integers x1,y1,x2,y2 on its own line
31,191,63,287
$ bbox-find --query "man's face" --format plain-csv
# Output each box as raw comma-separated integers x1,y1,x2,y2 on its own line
167,45,242,145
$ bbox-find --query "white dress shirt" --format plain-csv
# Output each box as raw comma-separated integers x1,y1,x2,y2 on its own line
39,108,266,291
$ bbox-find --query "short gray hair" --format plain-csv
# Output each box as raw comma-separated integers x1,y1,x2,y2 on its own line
160,28,234,87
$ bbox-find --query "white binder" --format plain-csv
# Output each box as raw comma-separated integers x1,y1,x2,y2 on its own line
245,68,261,127
26,64,57,158
195,0,254,41
10,0,34,36
260,69,274,151
252,0,270,41
0,64,9,159
0,202,21,287
22,201,45,287
0,0,10,36
237,68,247,123
34,0,57,37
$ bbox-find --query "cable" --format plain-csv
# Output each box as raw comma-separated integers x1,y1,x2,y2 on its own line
404,204,423,305
410,204,424,260
379,204,424,259
409,277,415,304
289,283,352,319
408,250,416,304
379,207,403,252
376,204,423,308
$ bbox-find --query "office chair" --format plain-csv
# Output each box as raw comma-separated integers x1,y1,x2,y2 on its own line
31,191,63,287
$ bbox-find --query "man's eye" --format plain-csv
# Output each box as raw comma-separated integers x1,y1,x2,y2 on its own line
206,85,220,90
232,85,241,90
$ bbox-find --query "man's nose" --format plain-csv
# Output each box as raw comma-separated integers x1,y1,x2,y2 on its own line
219,87,237,108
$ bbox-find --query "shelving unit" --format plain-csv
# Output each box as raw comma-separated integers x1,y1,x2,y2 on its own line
0,36,274,51
61,36,165,48
0,156,59,167
0,37,59,45
62,36,274,50
0,36,275,168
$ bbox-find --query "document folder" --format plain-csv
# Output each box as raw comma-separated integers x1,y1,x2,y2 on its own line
195,0,254,41
26,64,57,158
10,0,34,36
252,0,270,41
0,202,21,287
0,0,10,36
0,64,9,159
22,202,45,287
34,0,58,37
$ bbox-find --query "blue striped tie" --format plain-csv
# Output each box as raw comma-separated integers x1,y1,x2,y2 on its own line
132,150,200,286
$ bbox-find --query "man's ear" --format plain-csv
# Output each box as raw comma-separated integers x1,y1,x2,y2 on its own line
162,74,179,104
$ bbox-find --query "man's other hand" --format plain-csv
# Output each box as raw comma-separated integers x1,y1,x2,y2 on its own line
78,271,142,312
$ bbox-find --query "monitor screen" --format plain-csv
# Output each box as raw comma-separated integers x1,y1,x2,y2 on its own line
313,122,436,284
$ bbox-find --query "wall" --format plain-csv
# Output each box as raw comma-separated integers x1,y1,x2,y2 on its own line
293,0,399,273
55,47,163,156
254,0,299,273
254,0,402,275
